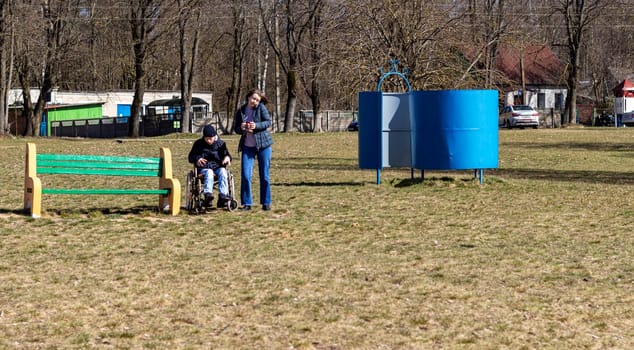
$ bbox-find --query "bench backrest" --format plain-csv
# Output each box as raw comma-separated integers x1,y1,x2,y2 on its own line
36,153,164,177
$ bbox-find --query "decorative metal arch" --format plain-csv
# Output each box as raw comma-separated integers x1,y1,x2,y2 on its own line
377,59,411,92
373,58,413,185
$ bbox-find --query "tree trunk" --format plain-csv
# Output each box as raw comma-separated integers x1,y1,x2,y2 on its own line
274,7,281,132
520,52,526,105
308,0,323,132
21,86,34,136
311,79,321,132
567,63,578,124
0,46,6,136
178,1,200,134
0,0,7,135
129,41,145,137
228,1,247,133
179,17,191,134
33,73,53,136
21,67,52,137
565,42,581,125
183,28,199,132
284,66,297,132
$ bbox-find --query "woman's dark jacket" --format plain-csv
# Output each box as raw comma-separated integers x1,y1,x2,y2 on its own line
188,138,231,170
232,102,274,152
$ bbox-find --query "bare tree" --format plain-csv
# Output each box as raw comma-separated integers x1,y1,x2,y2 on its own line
0,0,12,136
16,0,79,136
461,0,509,88
583,1,633,105
256,12,270,92
298,0,323,132
259,0,320,132
342,0,461,95
127,0,168,137
553,0,610,124
226,0,250,133
273,5,281,131
3,0,632,134
176,0,202,133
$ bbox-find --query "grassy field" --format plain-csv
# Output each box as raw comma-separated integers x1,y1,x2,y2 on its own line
0,129,633,349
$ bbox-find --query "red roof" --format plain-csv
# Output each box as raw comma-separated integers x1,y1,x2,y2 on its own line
612,79,634,97
495,45,564,86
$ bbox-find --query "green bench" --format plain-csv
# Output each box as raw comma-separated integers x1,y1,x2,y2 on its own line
24,142,181,218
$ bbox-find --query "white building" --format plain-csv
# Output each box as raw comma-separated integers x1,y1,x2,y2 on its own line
502,88,566,111
8,88,213,118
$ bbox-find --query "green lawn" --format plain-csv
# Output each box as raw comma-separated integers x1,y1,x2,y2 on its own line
1,129,633,349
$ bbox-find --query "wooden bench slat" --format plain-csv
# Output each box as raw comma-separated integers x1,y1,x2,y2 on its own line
37,160,161,171
42,188,170,195
37,154,161,164
37,168,160,177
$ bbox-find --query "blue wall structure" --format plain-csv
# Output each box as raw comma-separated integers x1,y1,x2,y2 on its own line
358,92,413,169
358,91,382,170
358,89,498,184
410,90,498,170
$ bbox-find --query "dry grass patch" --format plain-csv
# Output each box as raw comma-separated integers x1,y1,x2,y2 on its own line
1,129,633,349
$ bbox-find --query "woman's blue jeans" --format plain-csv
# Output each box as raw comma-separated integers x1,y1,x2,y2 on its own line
240,145,272,206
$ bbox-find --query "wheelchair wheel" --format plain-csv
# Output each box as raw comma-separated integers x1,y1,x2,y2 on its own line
227,199,239,211
228,172,236,198
185,170,195,212
187,169,205,214
194,172,206,214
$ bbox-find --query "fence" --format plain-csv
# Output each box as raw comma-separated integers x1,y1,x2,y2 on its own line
48,108,586,138
298,110,357,132
212,110,357,133
48,109,358,138
50,115,183,138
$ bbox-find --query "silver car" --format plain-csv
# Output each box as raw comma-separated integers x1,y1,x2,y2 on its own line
499,105,540,129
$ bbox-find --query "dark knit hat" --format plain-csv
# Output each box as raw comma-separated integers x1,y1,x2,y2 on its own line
203,125,217,137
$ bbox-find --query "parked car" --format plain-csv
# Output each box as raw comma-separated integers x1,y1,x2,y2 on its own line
347,120,359,131
594,113,615,127
499,105,540,129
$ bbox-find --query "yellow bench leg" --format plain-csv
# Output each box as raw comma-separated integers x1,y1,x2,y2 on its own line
24,143,43,218
159,147,181,215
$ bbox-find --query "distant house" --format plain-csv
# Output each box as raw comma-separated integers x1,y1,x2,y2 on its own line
7,88,214,136
612,79,634,126
496,44,567,113
8,88,213,119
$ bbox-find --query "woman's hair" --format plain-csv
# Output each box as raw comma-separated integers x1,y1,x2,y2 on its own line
246,89,268,105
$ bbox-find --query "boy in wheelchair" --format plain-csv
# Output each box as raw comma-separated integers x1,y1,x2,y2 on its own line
188,125,232,208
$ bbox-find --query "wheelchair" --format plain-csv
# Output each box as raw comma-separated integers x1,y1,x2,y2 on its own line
185,167,238,214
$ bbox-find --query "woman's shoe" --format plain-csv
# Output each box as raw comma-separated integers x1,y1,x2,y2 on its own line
239,205,251,211
262,205,271,211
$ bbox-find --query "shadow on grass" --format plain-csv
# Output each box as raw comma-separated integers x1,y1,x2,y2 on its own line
278,156,360,171
507,141,634,154
0,208,26,215
390,176,482,188
388,168,634,186
276,181,366,187
1,205,168,218
492,168,634,185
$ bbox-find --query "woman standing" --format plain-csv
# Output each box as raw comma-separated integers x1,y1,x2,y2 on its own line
233,89,274,211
